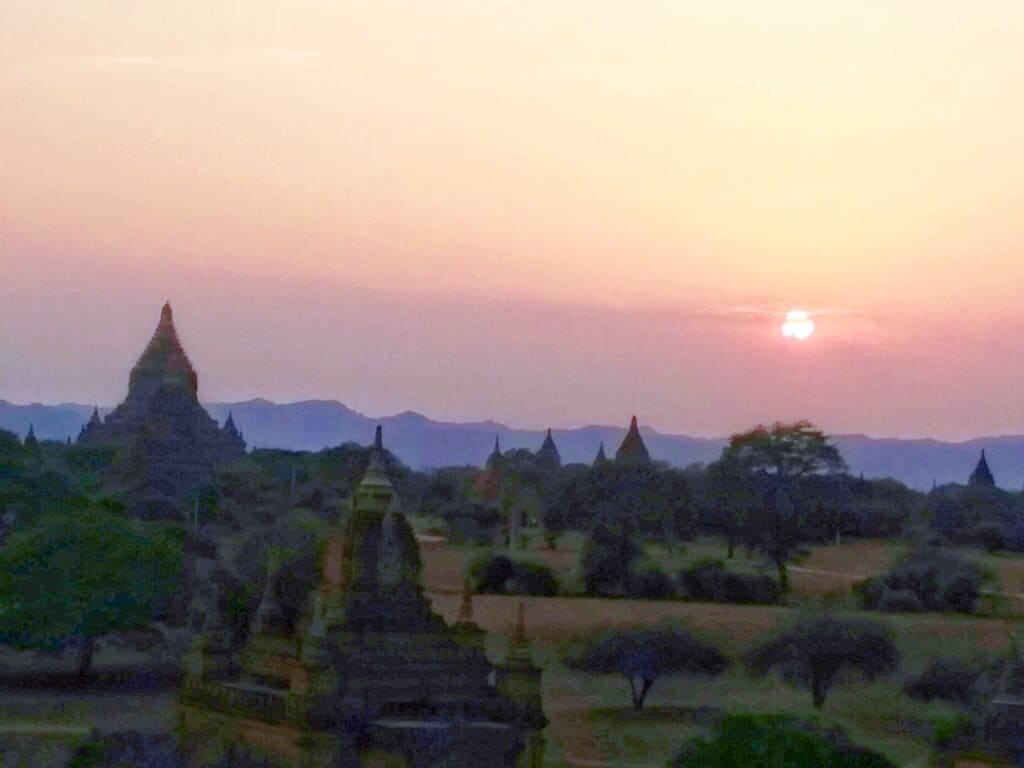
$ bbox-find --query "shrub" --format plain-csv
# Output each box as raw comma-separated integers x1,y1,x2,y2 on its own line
468,554,558,596
904,657,980,704
627,566,677,599
680,560,782,605
446,504,501,545
876,587,923,613
671,714,897,768
859,548,982,614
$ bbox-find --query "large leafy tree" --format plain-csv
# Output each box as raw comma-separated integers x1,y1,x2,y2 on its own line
565,626,729,710
722,421,846,589
746,614,898,708
0,508,182,677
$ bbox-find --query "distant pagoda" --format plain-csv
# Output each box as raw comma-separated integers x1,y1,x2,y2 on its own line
536,428,561,468
592,441,608,467
79,303,245,499
614,415,650,464
968,449,996,488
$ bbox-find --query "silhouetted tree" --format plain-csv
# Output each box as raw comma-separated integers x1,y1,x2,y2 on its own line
746,614,898,708
565,626,729,710
580,505,642,596
724,421,846,590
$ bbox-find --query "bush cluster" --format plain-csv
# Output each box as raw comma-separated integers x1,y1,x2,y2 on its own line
468,554,559,596
679,560,782,605
857,548,982,614
904,657,980,704
671,714,897,768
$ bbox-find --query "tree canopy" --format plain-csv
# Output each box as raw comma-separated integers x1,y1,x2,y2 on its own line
565,626,729,710
0,507,183,676
746,614,898,708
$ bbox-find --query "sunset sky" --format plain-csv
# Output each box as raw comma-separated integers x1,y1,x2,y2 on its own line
4,1,1024,439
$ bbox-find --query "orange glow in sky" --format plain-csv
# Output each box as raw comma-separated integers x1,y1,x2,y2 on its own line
3,1,1024,438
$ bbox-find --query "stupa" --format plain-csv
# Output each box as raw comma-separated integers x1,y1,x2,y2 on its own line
78,303,245,498
180,427,545,767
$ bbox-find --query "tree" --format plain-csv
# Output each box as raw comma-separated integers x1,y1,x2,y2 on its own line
565,627,729,710
0,508,182,677
580,506,642,596
723,421,846,590
746,615,898,708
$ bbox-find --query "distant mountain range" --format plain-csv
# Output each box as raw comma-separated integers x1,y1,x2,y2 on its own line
2,398,1021,491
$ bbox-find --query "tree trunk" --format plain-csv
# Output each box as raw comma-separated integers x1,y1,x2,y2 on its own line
629,676,654,711
776,560,789,592
811,673,826,709
77,637,94,679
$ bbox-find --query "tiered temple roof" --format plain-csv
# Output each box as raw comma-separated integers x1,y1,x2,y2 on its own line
78,303,245,500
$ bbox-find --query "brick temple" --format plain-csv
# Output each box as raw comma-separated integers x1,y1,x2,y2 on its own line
179,427,546,767
79,302,245,499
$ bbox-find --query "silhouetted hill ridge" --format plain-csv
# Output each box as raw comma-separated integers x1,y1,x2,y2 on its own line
2,398,1022,490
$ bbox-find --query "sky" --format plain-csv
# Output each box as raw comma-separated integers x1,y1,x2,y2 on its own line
3,1,1024,439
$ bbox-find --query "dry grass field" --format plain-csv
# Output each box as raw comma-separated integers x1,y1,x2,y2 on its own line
418,532,1024,767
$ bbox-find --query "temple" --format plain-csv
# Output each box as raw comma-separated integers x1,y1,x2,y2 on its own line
78,303,245,498
536,429,561,468
592,442,608,467
969,449,996,488
180,427,546,767
614,415,650,464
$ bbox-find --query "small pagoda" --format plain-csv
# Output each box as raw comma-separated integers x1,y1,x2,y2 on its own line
180,427,546,767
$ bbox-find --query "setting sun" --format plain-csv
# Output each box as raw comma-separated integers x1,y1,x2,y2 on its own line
782,309,815,341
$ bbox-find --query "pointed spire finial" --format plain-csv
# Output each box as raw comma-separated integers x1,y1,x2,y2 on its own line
374,425,383,452
494,434,501,453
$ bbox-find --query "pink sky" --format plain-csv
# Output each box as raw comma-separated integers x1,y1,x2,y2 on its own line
4,1,1024,439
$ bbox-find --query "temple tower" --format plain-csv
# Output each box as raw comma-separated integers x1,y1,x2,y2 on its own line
969,449,996,488
77,303,245,502
536,428,561,468
615,415,650,464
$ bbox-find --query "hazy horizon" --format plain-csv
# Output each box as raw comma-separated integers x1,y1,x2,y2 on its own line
5,2,1024,441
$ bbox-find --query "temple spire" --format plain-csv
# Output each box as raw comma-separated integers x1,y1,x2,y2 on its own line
615,415,650,464
24,423,38,449
129,302,198,400
537,428,561,468
968,449,996,488
486,433,503,469
593,442,608,466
